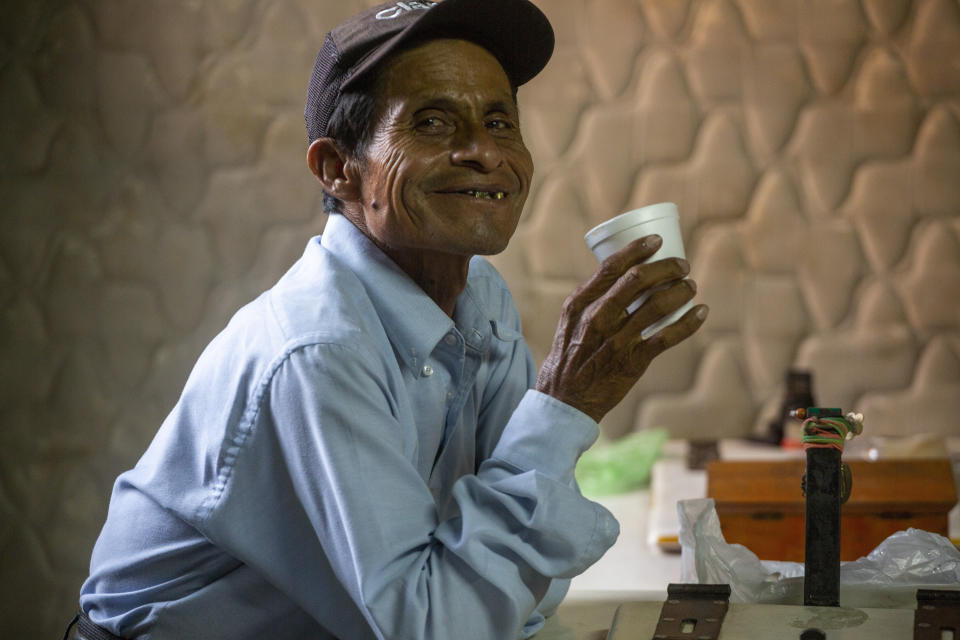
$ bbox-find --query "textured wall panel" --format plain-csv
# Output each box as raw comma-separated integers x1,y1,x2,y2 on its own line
1,0,958,636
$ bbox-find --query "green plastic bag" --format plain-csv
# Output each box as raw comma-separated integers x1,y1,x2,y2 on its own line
575,428,668,497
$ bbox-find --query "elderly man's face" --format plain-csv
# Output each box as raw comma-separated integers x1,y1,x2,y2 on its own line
353,38,533,261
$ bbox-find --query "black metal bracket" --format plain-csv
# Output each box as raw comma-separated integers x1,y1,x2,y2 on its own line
652,583,731,640
801,462,853,504
915,589,960,640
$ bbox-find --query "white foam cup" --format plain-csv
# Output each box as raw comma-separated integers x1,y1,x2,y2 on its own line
584,202,693,337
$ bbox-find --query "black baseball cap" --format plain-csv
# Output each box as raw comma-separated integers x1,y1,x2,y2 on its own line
305,0,555,142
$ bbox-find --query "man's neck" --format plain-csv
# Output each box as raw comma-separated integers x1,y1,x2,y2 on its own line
339,210,471,317
380,247,470,318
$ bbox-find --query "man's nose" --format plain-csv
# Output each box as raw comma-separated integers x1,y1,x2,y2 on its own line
450,125,503,171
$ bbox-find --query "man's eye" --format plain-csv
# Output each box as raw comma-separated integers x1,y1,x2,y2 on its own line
486,119,511,130
416,116,448,130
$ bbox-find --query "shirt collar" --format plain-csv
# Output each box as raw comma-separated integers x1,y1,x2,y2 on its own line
319,214,493,372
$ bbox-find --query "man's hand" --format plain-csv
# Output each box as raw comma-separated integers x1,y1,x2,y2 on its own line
535,235,708,423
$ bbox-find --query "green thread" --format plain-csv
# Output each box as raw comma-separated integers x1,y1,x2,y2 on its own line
801,415,862,451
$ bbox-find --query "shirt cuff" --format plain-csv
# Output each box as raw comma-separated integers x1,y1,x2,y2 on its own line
491,390,599,484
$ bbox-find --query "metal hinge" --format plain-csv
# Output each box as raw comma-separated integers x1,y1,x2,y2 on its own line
915,589,960,640
652,583,731,640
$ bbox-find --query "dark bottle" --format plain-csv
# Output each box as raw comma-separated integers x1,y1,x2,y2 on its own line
752,369,816,446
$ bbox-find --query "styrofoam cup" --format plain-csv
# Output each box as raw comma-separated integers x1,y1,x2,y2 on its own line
584,202,693,337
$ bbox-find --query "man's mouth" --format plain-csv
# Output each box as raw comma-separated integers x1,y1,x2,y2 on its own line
459,190,506,200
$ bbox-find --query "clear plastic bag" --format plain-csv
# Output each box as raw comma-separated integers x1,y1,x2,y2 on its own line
678,498,960,606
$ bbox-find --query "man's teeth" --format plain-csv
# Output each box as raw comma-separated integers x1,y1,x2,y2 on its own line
464,190,506,199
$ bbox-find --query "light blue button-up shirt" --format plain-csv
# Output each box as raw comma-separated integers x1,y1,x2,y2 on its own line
81,215,619,639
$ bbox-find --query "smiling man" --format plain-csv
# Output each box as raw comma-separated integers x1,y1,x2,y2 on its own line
72,2,707,639
309,37,534,316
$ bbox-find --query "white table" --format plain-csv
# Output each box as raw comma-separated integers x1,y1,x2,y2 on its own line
567,439,793,601
546,437,960,638
566,438,960,602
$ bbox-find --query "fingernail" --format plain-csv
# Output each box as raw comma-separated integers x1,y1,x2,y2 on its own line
642,235,662,250
687,279,697,293
696,305,709,320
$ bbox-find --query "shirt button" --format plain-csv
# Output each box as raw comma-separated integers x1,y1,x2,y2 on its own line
444,333,457,346
421,365,433,377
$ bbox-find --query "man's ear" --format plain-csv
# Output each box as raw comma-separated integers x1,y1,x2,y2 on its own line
306,138,362,202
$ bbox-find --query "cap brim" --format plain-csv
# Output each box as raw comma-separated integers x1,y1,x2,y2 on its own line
341,0,554,91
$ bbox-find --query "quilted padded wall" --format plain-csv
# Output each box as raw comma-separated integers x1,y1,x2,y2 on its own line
1,1,958,636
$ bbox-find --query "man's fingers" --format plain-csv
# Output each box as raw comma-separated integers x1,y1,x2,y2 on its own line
638,303,710,355
571,251,689,336
577,266,688,340
603,257,690,315
620,277,698,334
610,303,710,380
573,235,665,307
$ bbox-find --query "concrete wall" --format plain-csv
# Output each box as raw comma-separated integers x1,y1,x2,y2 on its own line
1,0,958,636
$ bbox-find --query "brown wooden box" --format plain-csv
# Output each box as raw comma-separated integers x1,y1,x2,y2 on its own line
706,458,957,562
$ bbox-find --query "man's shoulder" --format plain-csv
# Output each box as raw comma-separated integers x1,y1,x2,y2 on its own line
266,241,384,344
201,242,387,375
